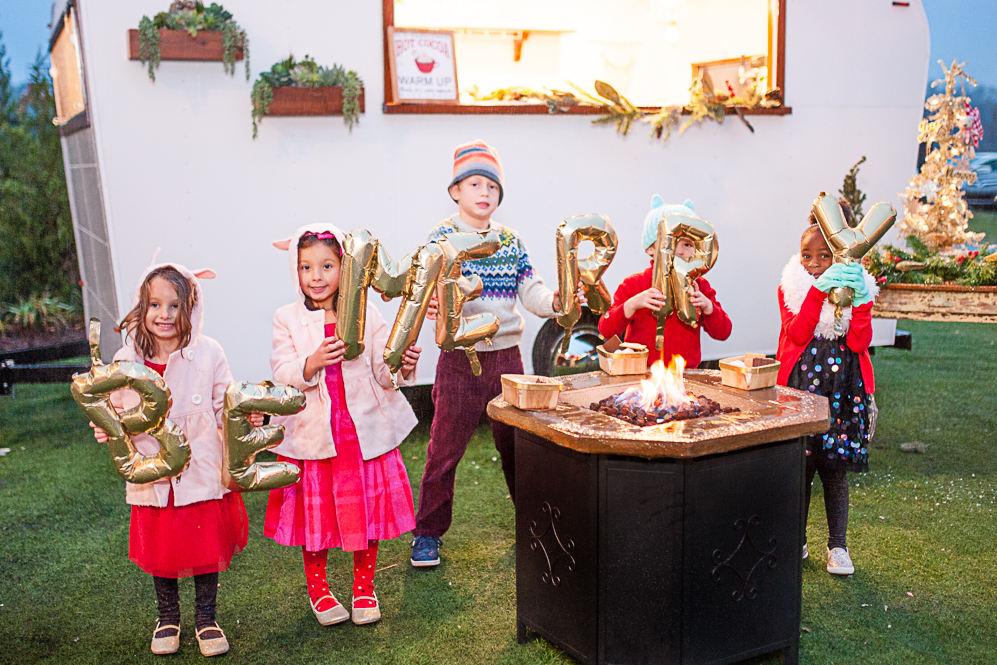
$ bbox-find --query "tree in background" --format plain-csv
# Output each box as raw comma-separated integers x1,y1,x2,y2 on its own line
0,32,79,308
901,60,984,249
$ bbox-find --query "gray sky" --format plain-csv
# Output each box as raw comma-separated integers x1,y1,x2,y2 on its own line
1,1,995,87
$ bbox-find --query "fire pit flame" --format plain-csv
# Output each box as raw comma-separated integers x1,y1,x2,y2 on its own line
620,357,692,411
588,356,740,427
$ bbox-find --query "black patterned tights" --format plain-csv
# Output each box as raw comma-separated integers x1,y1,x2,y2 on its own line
153,573,221,637
804,462,850,551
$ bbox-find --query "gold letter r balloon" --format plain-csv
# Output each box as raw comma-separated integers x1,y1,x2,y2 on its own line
555,215,618,352
70,319,191,484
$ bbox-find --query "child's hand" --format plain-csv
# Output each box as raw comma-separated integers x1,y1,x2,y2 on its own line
400,344,421,379
89,421,109,444
248,413,265,427
689,287,714,316
553,281,586,314
623,288,668,318
303,336,346,381
813,263,850,293
426,292,439,321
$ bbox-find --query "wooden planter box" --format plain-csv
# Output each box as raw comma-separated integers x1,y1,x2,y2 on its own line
127,29,244,62
872,283,997,323
264,86,366,116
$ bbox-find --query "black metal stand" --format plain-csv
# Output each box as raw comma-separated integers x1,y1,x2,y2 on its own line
515,429,805,665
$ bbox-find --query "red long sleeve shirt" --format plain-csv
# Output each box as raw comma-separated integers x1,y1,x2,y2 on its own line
598,264,732,368
776,285,876,393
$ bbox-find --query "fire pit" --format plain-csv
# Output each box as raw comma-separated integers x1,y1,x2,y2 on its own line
487,367,829,665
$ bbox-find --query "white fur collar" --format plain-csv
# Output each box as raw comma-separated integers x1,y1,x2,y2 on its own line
779,254,879,340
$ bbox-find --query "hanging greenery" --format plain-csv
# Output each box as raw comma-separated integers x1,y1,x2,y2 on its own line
250,55,363,138
137,1,249,82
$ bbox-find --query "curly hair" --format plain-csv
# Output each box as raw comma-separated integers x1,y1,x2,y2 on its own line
119,266,196,360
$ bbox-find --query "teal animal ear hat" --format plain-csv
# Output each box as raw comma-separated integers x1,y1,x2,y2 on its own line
641,195,696,250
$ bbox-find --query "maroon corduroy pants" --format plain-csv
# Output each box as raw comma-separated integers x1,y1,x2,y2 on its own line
413,347,522,538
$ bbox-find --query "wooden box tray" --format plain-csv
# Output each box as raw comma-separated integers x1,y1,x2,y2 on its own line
501,374,563,410
128,29,244,62
719,354,780,391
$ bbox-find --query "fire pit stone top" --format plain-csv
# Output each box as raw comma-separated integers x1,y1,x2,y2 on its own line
487,370,829,459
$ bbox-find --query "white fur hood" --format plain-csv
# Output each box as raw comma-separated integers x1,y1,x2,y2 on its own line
779,254,879,340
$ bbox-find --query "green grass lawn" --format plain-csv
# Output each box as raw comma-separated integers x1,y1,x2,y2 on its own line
2,319,996,664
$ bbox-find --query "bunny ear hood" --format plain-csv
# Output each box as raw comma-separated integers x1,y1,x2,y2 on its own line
130,258,212,338
273,222,349,305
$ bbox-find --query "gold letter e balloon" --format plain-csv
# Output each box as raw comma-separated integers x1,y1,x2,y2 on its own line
71,319,191,484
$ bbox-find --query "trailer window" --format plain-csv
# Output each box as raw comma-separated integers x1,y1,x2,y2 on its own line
383,0,786,114
49,7,87,130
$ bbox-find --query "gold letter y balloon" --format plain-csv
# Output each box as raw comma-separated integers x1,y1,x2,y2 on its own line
70,319,191,484
555,215,618,352
811,193,896,333
222,381,306,492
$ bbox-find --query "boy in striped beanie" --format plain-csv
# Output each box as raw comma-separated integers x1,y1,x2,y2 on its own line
410,140,561,568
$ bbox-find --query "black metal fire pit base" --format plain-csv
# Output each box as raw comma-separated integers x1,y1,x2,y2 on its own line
514,429,805,665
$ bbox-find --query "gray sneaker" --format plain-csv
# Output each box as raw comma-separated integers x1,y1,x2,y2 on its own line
827,547,854,575
802,543,809,560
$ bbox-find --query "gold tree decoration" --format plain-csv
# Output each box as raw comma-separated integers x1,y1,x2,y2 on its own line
899,59,985,250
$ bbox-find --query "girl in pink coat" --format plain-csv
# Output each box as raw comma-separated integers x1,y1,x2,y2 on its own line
90,260,253,657
265,223,421,627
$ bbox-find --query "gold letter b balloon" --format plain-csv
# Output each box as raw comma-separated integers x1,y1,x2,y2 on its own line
70,319,191,484
222,381,306,492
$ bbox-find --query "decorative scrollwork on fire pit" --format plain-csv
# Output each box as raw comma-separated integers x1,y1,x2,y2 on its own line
710,515,777,602
529,502,576,587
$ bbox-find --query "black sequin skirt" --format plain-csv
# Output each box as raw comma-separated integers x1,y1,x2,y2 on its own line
787,337,870,472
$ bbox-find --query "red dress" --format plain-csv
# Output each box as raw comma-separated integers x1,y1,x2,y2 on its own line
128,360,249,578
264,323,416,552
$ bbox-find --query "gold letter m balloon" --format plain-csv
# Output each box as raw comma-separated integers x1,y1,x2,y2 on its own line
222,381,306,492
70,319,191,484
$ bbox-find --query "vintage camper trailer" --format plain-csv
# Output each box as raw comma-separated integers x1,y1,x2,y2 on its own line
50,0,928,385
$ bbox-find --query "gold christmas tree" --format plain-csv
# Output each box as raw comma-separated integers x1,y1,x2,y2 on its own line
899,60,985,250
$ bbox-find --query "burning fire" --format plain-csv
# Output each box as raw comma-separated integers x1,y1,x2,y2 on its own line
619,356,693,411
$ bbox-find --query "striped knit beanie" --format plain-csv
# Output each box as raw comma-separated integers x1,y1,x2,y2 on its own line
449,140,505,205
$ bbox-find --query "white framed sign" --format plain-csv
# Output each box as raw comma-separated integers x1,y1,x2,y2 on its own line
388,27,459,104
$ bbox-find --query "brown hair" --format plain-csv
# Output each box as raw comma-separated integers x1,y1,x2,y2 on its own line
119,266,197,359
298,234,342,313
803,199,854,245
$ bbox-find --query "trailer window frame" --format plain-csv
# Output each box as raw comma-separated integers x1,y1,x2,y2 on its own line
381,0,790,116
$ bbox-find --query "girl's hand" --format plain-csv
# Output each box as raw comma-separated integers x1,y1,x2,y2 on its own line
813,263,850,293
624,288,668,318
303,336,346,381
89,421,109,444
551,281,584,315
248,413,265,427
426,292,439,321
689,287,714,316
400,344,421,379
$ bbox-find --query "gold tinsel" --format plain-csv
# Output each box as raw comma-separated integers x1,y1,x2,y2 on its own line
899,59,985,250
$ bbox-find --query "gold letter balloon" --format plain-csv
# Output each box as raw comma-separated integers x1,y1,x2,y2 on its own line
70,319,191,484
435,230,502,376
650,212,719,350
811,192,896,333
222,381,306,492
555,215,618,352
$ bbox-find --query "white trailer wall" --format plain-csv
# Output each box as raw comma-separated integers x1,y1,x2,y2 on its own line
72,0,929,384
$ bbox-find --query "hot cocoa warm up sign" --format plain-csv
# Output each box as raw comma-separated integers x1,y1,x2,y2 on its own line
388,28,459,103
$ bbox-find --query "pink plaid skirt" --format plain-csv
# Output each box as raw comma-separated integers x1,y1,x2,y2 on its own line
264,323,415,552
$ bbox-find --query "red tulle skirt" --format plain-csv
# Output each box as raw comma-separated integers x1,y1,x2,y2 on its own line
129,488,248,578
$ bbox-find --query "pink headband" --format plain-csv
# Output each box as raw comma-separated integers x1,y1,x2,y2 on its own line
301,231,343,256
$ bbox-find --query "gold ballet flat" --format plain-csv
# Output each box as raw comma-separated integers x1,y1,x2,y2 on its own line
351,593,381,625
195,624,230,657
150,622,180,655
310,594,351,626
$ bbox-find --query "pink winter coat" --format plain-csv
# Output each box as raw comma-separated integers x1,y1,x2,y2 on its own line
110,262,235,508
269,222,419,461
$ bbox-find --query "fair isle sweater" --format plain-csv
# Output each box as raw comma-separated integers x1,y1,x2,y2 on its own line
428,214,557,352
